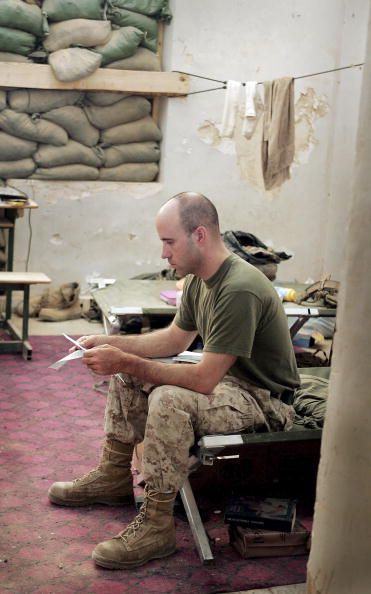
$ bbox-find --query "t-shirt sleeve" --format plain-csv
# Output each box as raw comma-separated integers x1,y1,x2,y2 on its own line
203,290,263,358
174,275,197,332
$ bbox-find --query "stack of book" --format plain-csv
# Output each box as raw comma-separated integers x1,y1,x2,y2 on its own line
225,495,311,558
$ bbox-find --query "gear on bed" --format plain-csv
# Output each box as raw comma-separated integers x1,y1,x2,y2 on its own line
295,278,340,308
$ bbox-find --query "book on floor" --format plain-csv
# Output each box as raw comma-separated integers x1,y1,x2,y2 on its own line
229,520,310,558
224,495,297,532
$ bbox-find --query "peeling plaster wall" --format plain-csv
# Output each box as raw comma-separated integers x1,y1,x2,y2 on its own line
10,0,369,289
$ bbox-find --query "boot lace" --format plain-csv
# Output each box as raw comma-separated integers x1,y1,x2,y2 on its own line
119,499,148,542
72,465,101,485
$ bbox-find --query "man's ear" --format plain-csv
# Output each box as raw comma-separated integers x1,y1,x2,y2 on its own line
193,226,207,244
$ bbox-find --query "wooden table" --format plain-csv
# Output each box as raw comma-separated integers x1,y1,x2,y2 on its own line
0,199,38,319
0,272,51,360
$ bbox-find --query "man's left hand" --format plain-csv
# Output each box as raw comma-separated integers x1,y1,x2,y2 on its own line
82,344,128,375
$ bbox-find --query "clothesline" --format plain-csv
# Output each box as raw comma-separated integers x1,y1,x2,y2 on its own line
173,62,364,95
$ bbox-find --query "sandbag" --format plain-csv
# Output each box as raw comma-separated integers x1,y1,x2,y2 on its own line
0,26,36,56
0,159,35,178
107,0,172,22
85,92,130,106
8,89,83,113
0,109,68,146
84,96,151,129
0,132,36,160
0,0,44,37
106,7,158,52
43,19,111,52
42,0,104,22
34,140,104,168
49,48,102,82
0,52,31,63
0,92,6,111
99,162,158,181
94,27,144,67
31,165,99,180
103,142,160,167
101,115,162,145
42,106,99,147
107,47,160,71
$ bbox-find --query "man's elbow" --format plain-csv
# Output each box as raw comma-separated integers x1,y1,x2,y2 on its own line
190,376,218,396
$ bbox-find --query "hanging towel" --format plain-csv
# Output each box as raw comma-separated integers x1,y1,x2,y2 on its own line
220,80,242,138
242,81,258,139
262,76,295,190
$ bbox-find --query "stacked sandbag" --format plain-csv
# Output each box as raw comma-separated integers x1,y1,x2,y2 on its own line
0,0,170,70
41,0,160,80
43,15,108,81
0,89,83,179
100,114,162,180
83,95,161,181
0,87,162,181
0,0,45,57
42,0,105,22
30,87,103,179
106,0,172,53
8,89,84,113
0,0,171,182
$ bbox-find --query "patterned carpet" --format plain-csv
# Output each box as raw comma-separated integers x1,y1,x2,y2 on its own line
0,336,309,594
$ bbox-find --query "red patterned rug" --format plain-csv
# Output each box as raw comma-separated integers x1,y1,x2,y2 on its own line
0,336,309,594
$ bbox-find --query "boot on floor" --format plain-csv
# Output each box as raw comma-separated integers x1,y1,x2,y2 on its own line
39,282,81,321
38,300,82,321
48,439,134,506
92,484,177,569
16,282,80,318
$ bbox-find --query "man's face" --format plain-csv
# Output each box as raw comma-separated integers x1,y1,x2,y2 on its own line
156,203,202,277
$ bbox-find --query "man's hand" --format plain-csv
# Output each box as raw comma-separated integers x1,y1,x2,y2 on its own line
82,344,127,375
68,334,108,353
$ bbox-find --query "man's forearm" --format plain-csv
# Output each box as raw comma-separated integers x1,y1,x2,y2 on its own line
103,326,188,359
124,353,212,394
83,342,234,395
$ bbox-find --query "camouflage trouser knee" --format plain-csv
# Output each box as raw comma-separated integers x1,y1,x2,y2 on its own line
104,373,294,493
104,374,149,446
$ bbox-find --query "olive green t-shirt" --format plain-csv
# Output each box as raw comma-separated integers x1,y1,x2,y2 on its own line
174,254,300,395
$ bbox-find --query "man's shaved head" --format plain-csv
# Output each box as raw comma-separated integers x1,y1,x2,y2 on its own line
167,192,220,236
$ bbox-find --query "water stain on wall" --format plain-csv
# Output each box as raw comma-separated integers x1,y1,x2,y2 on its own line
50,233,63,246
294,88,329,164
197,87,329,190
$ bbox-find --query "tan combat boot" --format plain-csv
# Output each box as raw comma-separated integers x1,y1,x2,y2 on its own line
92,484,177,569
39,282,81,321
48,439,134,506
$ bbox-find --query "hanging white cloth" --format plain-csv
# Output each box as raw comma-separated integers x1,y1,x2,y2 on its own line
241,81,259,139
220,80,243,137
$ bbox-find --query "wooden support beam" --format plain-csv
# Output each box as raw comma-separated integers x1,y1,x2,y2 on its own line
0,62,189,97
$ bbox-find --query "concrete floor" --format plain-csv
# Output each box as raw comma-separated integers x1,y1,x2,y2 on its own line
11,314,104,337
10,315,307,594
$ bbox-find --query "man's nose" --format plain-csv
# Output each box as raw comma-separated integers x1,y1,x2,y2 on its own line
161,244,170,259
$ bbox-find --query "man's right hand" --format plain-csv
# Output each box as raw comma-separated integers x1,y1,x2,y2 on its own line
68,334,109,352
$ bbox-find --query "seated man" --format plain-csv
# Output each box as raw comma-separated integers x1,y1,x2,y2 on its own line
48,191,300,569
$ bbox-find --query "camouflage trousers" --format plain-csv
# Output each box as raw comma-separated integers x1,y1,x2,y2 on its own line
104,373,295,493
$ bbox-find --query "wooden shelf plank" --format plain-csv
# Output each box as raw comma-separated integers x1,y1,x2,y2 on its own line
0,62,189,96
